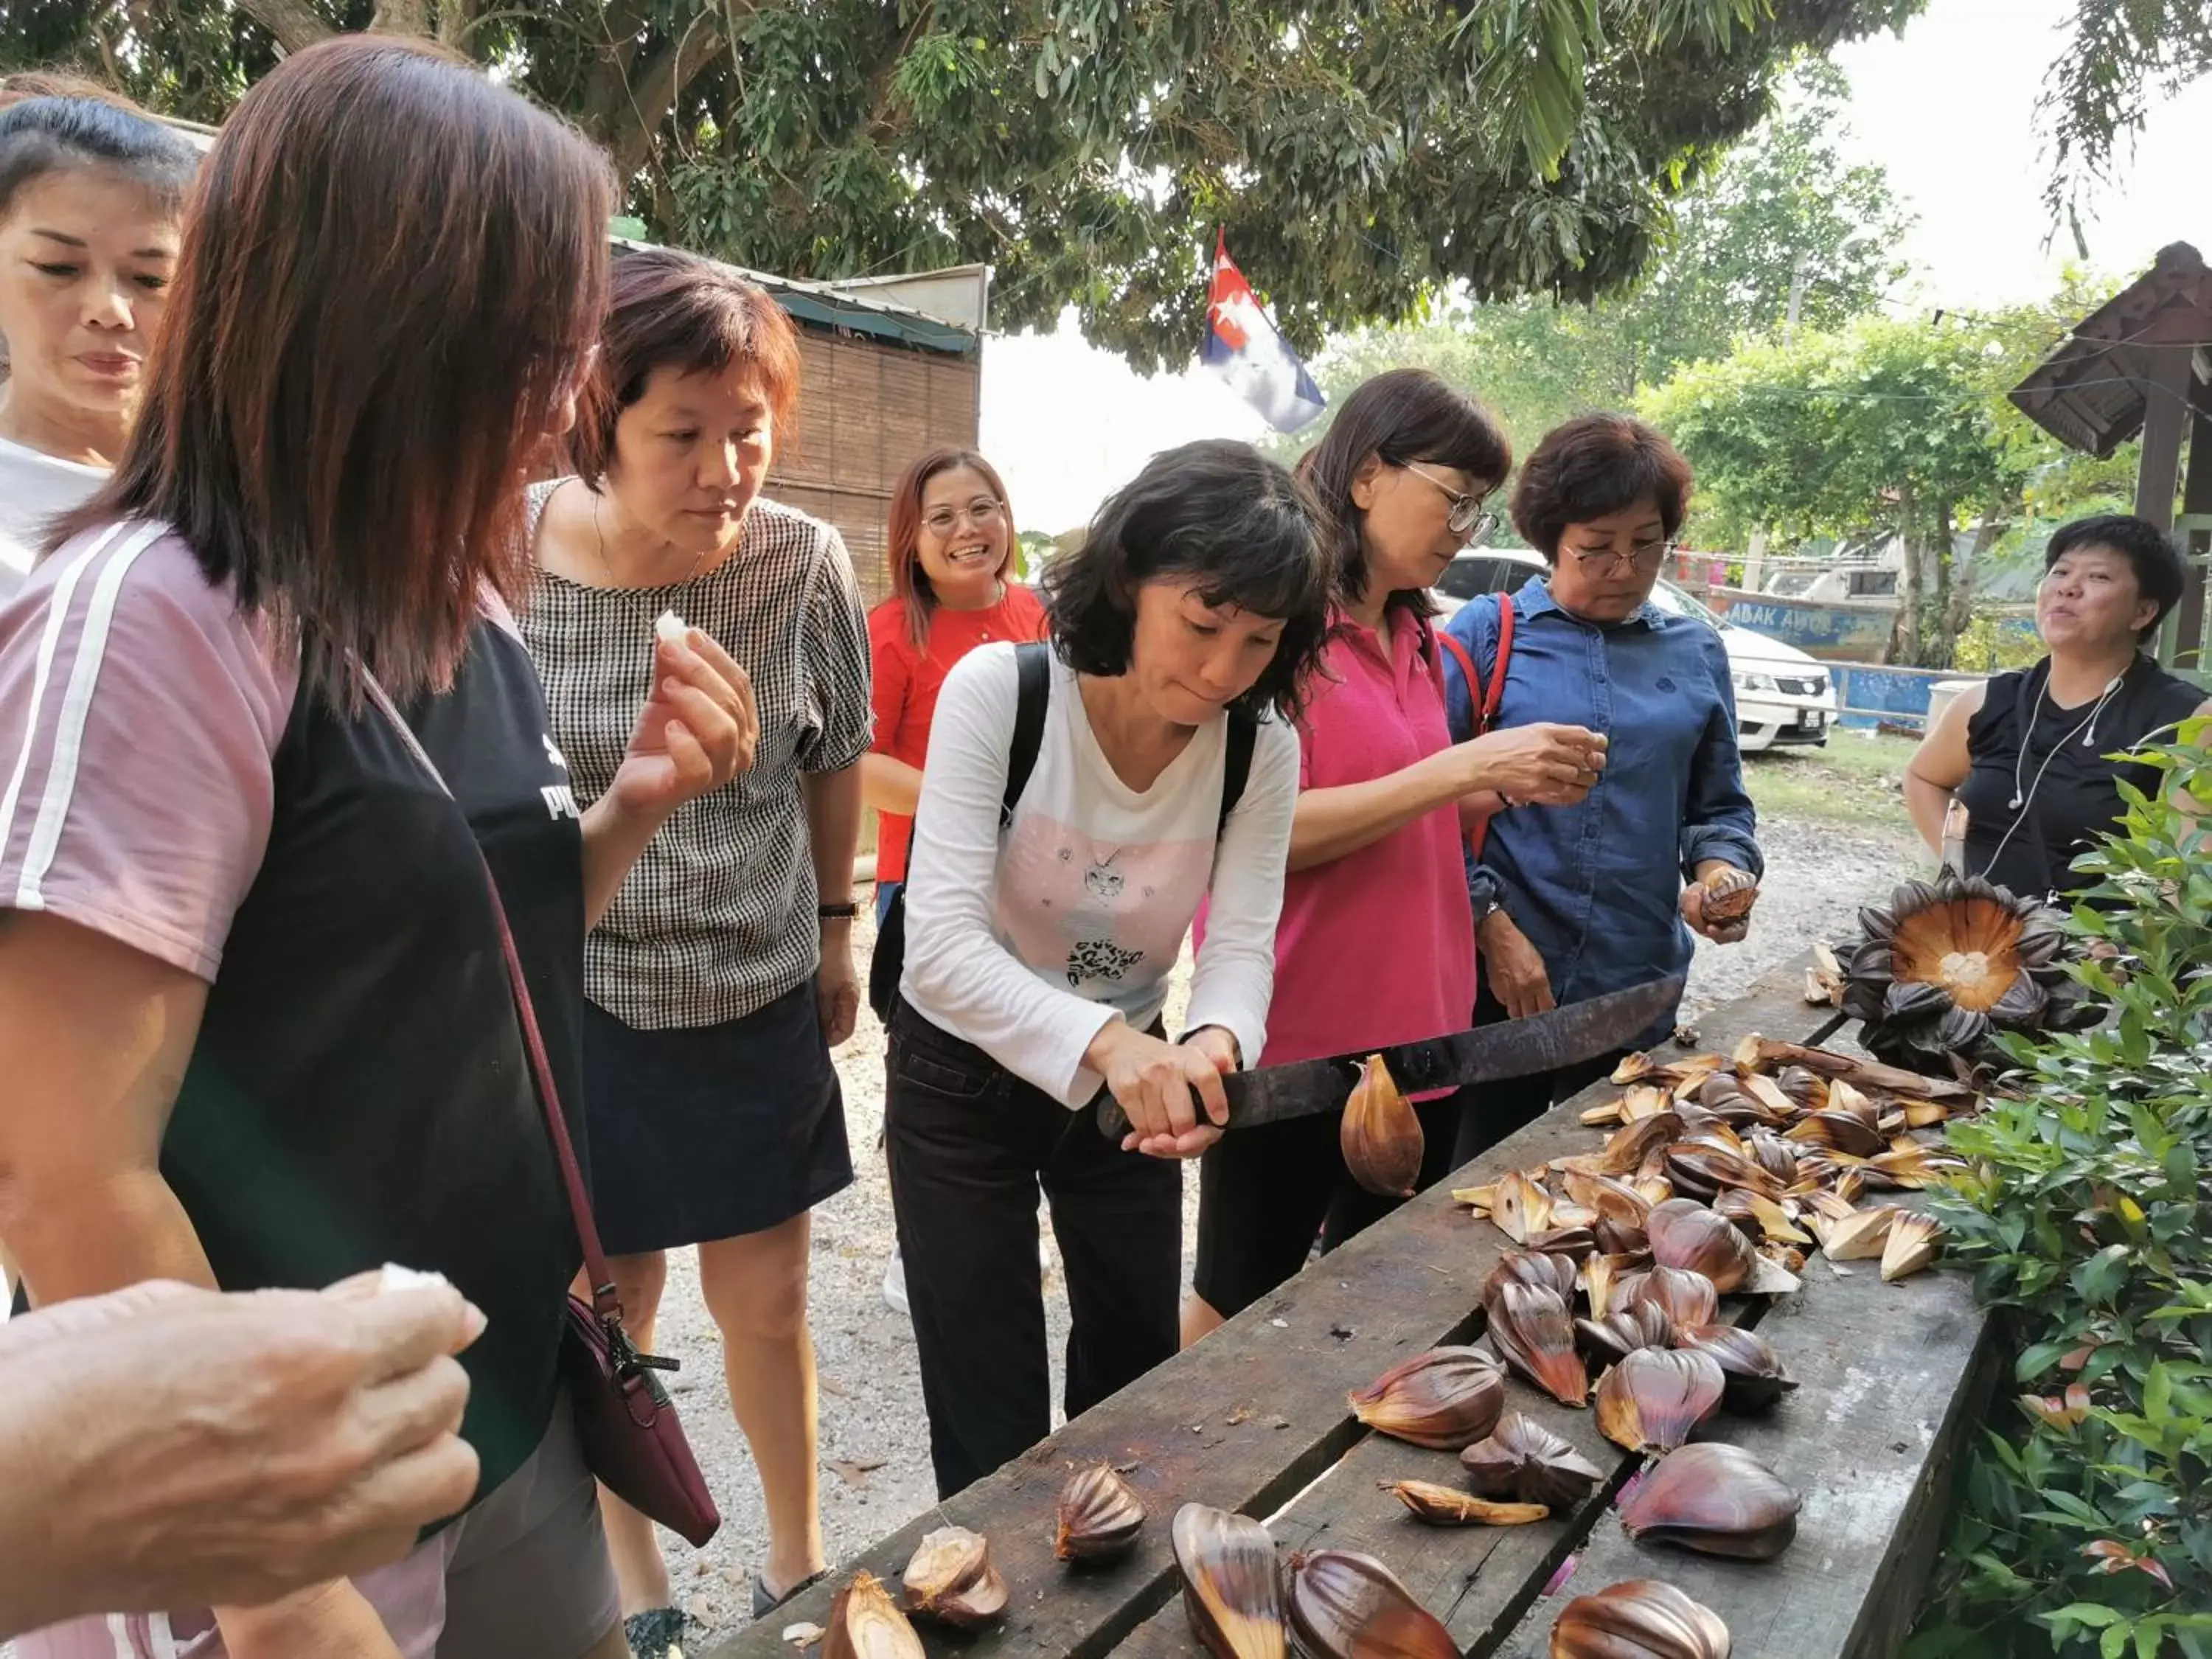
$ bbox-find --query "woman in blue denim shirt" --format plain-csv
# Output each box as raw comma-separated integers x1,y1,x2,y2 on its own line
1440,417,1763,1162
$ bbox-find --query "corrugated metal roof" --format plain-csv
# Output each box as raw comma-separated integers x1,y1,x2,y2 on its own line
612,237,980,358
2010,242,2212,458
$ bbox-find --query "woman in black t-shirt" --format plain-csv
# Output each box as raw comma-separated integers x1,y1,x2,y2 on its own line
1907,514,2208,902
0,38,752,1659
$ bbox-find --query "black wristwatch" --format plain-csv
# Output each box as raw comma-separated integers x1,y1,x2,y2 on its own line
817,901,859,921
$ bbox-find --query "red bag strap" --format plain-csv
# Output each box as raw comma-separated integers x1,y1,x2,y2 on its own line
358,668,619,1321
1437,597,1517,863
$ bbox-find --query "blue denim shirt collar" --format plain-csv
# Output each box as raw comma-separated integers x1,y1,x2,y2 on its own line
1509,574,1666,632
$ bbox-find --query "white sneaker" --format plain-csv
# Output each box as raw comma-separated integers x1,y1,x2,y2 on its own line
882,1251,909,1317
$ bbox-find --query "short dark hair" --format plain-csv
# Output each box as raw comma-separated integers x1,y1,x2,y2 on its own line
59,36,613,705
1512,414,1694,563
2044,513,2189,637
1042,439,1331,720
571,246,803,485
0,92,196,220
1298,367,1512,615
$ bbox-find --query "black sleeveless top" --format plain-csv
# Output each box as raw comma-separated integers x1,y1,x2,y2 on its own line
1957,655,2202,902
161,618,588,1505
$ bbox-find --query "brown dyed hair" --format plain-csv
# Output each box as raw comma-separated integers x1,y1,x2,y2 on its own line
56,35,613,703
570,246,802,485
886,445,1016,649
1511,414,1694,563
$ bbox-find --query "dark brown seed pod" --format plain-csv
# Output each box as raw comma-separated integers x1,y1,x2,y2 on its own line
824,1571,926,1659
1461,1411,1606,1508
1377,1478,1548,1527
900,1526,1009,1627
1615,1264,1720,1329
1550,1578,1733,1659
1285,1549,1456,1659
1646,1198,1756,1293
1594,1346,1726,1453
1672,1323,1798,1413
1172,1503,1285,1659
1486,1248,1582,1306
1346,1346,1506,1450
1342,1053,1422,1197
1574,1302,1676,1368
1600,1112,1684,1175
1484,1280,1590,1407
1055,1462,1145,1561
1617,1441,1801,1560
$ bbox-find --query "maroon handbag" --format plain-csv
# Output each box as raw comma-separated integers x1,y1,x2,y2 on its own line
361,669,723,1548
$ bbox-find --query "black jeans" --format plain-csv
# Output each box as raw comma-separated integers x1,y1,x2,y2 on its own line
1450,983,1628,1169
883,998,1182,1500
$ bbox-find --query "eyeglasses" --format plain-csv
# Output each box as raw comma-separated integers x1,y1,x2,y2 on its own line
922,498,1006,537
1567,538,1675,576
1400,463,1498,546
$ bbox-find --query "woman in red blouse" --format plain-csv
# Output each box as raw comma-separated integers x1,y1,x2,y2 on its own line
863,446,1048,1313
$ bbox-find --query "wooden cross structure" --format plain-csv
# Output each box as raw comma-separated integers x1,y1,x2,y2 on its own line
2010,240,2212,675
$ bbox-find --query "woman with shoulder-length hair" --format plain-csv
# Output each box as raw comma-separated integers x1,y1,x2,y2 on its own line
521,245,872,1645
885,438,1332,1498
0,38,752,1659
1906,512,2211,901
862,445,1048,1318
1441,415,1762,1166
1181,369,1604,1344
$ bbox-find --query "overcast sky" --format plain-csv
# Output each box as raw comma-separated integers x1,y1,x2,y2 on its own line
976,0,2212,533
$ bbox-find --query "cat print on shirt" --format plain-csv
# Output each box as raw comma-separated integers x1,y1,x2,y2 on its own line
997,813,1211,998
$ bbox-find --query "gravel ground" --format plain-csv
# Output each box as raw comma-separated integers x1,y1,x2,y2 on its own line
651,812,1925,1649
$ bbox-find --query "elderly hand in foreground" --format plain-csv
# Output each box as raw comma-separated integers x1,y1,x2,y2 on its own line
1681,863,1760,944
0,1273,483,1638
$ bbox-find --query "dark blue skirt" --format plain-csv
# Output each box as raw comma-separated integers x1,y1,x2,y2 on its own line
580,978,853,1256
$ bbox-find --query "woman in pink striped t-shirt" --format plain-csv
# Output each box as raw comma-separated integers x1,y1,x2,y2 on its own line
1185,369,1605,1344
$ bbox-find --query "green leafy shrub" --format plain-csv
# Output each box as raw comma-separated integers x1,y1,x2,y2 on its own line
1910,737,2212,1659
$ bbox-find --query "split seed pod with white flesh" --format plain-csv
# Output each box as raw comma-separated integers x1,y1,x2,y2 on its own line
824,1573,926,1659
1172,1503,1286,1659
1551,1579,1733,1659
900,1527,1008,1627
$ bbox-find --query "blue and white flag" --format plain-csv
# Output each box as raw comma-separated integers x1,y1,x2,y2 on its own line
1200,232,1326,434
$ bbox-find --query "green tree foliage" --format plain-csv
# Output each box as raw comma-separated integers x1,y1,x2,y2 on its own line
1276,63,1913,458
1635,278,2158,669
0,0,1926,368
2041,0,2212,245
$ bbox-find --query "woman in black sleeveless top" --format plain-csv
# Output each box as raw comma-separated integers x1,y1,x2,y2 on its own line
0,39,752,1659
1907,514,2208,902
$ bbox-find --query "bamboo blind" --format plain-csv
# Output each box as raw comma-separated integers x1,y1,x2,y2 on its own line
770,330,982,610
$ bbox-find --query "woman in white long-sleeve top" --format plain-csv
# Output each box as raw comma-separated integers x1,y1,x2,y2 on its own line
886,439,1333,1497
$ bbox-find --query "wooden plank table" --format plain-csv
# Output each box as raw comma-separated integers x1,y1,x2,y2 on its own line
706,961,1995,1659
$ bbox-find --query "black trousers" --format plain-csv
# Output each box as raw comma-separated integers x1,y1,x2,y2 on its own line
1192,1089,1467,1322
883,998,1182,1500
1450,982,1628,1168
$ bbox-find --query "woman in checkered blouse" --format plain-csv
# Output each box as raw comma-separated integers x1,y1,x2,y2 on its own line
521,248,872,1649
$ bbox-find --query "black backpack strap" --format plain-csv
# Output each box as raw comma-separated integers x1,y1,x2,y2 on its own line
1003,642,1051,828
1217,711,1257,836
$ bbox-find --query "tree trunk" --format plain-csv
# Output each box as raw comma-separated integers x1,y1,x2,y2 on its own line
369,0,432,34
234,0,338,55
1926,498,1955,672
1888,493,1921,667
1946,516,2002,663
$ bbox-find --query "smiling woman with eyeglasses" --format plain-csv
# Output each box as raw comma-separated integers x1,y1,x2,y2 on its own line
1440,414,1764,1166
1180,369,1607,1346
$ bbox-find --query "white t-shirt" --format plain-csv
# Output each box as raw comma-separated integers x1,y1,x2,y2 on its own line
0,435,108,602
900,643,1299,1107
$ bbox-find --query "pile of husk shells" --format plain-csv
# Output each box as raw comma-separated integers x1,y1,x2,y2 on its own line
1455,1035,1972,1290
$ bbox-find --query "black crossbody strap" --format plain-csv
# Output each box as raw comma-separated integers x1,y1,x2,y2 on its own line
1004,642,1051,826
1218,711,1256,835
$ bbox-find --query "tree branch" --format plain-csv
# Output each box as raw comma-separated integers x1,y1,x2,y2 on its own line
234,0,338,55
604,15,724,187
369,0,432,35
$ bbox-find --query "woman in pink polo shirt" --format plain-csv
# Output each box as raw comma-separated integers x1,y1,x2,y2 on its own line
1185,369,1604,1342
